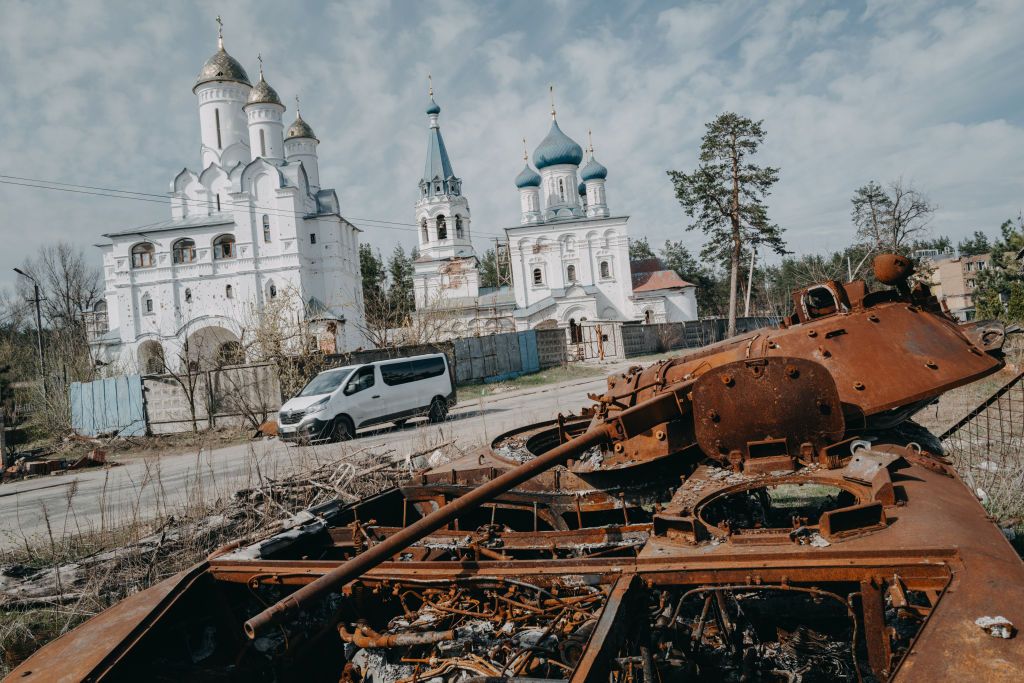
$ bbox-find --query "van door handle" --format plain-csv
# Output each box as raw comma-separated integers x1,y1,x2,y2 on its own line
371,394,381,399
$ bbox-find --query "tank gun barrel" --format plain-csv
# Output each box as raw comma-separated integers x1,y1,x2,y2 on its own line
243,384,695,638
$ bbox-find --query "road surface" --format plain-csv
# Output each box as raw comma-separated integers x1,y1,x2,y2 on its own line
0,364,631,551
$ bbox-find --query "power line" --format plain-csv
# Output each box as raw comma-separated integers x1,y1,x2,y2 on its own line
0,173,513,239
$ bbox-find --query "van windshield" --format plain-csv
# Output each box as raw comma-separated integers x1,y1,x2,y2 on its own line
297,368,352,397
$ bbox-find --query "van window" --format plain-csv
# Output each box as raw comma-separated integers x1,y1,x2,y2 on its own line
298,369,351,397
345,365,376,395
381,356,446,386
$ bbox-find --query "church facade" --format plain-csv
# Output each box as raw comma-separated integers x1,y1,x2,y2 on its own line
87,25,365,373
411,90,697,337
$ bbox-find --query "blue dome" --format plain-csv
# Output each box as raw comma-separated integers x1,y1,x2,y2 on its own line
533,120,583,169
426,97,441,115
578,181,586,196
580,156,608,181
515,164,541,188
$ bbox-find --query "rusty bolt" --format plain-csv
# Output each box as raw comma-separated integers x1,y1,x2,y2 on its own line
655,429,666,441
785,365,799,378
926,360,938,370
868,314,880,322
854,381,865,391
720,374,734,386
707,409,720,422
807,330,818,338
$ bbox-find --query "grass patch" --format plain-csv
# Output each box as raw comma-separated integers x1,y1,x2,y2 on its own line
458,364,606,399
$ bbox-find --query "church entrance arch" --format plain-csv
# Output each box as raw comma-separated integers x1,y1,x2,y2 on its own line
182,326,240,372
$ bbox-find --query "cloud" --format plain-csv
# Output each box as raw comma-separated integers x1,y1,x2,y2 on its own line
1,0,1023,297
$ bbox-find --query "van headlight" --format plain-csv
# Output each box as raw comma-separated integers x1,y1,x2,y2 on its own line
305,396,331,415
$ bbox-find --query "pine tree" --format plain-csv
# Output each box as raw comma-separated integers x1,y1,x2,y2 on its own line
667,113,786,337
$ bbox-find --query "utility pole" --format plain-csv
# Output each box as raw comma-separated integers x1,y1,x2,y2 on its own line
13,268,45,399
743,247,757,318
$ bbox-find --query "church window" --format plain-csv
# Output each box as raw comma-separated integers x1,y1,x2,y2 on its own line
533,268,543,285
225,284,234,299
215,194,221,212
644,309,652,324
131,242,155,269
566,264,576,282
434,181,441,193
91,301,108,334
268,283,277,299
600,260,610,278
172,238,196,264
143,294,154,314
214,108,222,149
420,218,428,242
259,129,266,157
436,215,447,240
184,288,192,303
558,178,565,201
213,234,235,260
310,233,317,244
262,215,271,242
455,215,464,238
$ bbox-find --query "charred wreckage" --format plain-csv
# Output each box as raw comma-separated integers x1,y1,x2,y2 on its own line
10,255,1024,682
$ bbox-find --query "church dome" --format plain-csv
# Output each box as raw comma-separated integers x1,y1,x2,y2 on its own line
426,96,441,115
580,156,608,181
246,75,282,106
194,47,251,90
533,120,583,170
286,114,318,141
515,164,541,189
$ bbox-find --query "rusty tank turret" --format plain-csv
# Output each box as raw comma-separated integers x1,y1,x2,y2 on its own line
9,256,1024,683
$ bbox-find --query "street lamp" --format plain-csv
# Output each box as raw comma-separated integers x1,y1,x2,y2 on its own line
13,268,45,398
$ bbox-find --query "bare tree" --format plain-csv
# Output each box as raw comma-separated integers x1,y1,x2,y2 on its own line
18,242,102,333
851,179,935,255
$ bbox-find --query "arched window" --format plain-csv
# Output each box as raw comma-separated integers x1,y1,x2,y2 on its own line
434,181,441,193
262,215,271,242
184,288,192,303
436,215,447,240
644,309,652,324
533,268,543,285
566,264,576,282
214,108,222,149
215,194,221,212
225,284,233,299
213,234,235,260
268,282,277,299
421,218,428,242
259,128,266,157
455,215,464,238
172,238,196,264
142,293,154,314
558,178,565,201
131,243,155,269
600,260,610,279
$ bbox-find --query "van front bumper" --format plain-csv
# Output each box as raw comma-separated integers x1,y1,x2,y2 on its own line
277,416,332,443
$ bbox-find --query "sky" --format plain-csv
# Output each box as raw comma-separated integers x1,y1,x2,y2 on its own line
1,0,1023,293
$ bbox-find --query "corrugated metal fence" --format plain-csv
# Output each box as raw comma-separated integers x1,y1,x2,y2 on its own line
69,374,146,437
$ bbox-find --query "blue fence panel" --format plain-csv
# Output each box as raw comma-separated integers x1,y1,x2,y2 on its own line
69,374,145,437
518,330,540,374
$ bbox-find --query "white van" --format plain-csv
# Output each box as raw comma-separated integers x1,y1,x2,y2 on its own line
277,353,455,443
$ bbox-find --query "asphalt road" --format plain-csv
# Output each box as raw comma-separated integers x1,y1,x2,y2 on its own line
0,366,627,551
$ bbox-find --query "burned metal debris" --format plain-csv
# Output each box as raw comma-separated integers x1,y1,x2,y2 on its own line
8,254,1024,682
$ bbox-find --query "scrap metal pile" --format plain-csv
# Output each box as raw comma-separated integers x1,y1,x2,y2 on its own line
9,254,1024,682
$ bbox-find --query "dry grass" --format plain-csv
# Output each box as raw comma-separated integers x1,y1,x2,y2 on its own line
0,434,463,676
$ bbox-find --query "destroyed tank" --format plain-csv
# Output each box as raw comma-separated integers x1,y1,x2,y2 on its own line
9,255,1024,682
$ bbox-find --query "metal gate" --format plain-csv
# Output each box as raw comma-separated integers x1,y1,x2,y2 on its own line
69,374,146,437
567,321,619,361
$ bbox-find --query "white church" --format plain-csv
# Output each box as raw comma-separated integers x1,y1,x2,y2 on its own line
411,88,698,336
87,24,365,372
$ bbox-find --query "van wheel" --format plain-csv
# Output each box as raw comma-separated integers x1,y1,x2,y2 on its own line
427,397,448,424
332,416,354,442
